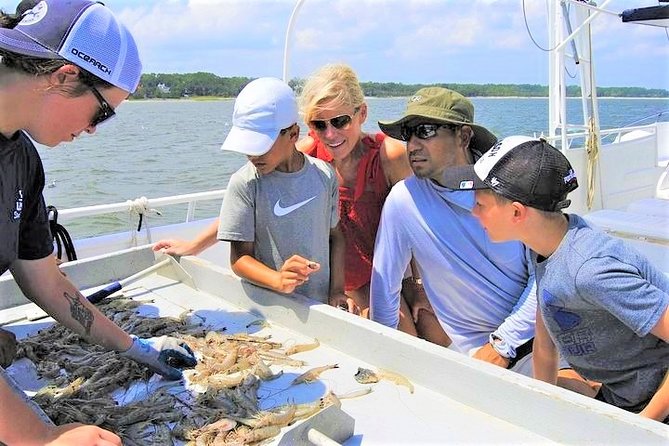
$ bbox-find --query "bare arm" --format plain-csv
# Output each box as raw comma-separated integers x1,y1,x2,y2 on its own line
152,218,220,256
532,307,559,384
0,374,121,445
229,241,318,294
640,370,669,422
650,304,669,342
9,257,132,352
379,136,412,186
296,135,316,154
639,306,669,421
327,224,351,309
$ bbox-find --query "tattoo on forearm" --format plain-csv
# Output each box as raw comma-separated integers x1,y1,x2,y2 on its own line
63,292,94,335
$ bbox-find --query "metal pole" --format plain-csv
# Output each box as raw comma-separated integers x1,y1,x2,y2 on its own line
282,0,307,82
554,0,614,52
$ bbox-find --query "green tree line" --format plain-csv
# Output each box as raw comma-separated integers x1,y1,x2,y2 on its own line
134,73,669,99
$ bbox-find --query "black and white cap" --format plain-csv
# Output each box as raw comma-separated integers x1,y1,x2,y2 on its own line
441,135,579,212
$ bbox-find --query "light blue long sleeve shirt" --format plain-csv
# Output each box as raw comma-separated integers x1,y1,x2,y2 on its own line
370,176,536,354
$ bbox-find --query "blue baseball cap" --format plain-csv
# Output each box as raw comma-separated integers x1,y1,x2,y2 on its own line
0,0,142,93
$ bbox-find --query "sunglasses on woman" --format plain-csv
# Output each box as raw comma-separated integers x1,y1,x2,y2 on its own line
400,123,460,141
309,107,360,132
89,86,116,127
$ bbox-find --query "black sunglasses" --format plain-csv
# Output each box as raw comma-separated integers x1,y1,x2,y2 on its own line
309,107,360,132
89,86,116,127
400,123,460,141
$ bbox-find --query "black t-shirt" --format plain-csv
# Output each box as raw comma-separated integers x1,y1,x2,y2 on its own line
0,131,53,275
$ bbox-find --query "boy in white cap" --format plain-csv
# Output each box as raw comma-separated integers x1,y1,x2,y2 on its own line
216,77,346,305
442,136,669,422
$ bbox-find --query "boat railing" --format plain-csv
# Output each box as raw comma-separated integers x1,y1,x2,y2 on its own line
541,122,659,150
55,189,227,224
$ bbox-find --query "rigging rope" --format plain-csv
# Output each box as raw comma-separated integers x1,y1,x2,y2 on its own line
47,206,77,262
523,0,564,52
585,116,599,209
126,197,162,247
584,17,600,210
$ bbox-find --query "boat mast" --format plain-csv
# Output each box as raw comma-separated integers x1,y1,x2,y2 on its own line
282,0,306,82
549,0,609,150
549,0,613,210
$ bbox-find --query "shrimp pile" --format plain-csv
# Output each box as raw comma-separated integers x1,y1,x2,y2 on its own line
13,296,350,445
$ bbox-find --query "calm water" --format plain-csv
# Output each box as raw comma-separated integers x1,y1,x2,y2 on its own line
39,97,669,238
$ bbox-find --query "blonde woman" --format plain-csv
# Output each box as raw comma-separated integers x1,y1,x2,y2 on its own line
298,64,448,342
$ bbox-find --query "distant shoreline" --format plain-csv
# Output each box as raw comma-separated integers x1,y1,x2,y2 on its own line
129,96,669,102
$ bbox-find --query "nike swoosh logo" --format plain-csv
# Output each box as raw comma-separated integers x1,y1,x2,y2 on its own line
273,196,317,216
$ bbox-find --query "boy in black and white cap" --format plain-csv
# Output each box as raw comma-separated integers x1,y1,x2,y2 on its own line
443,136,669,422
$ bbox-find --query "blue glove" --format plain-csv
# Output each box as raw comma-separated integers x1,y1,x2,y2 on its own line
121,335,197,380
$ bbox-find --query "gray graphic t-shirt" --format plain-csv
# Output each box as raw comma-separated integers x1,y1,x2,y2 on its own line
217,154,338,302
535,214,669,412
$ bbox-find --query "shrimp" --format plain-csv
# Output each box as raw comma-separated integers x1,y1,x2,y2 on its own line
257,350,306,367
237,404,297,429
36,376,85,400
334,387,373,400
291,364,338,386
252,359,283,381
226,425,281,445
291,400,323,422
283,338,320,356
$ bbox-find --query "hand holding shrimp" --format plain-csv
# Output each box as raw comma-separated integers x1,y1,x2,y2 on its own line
275,255,320,294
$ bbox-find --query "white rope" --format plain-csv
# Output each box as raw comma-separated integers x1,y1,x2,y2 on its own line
584,20,600,211
126,197,162,246
585,117,599,210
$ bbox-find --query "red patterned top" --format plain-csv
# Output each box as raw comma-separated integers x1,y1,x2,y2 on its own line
305,131,389,291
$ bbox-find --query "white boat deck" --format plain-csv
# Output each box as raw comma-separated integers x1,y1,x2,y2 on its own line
1,247,667,444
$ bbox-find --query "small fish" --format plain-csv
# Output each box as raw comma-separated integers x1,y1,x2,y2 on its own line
354,367,414,393
354,367,380,384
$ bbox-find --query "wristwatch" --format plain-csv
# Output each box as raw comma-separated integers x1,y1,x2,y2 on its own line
489,333,515,359
402,277,423,286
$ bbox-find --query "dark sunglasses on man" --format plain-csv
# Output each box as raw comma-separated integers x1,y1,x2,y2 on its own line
400,123,460,141
88,85,116,127
309,107,360,132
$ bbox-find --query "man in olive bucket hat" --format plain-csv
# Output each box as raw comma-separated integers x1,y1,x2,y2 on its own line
369,87,597,394
379,87,497,160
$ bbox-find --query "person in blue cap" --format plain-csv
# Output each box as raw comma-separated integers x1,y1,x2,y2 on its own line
0,1,196,444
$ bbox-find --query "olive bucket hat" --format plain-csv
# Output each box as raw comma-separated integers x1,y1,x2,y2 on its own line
379,87,497,155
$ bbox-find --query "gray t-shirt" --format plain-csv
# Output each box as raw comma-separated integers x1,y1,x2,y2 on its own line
217,154,338,303
535,214,669,412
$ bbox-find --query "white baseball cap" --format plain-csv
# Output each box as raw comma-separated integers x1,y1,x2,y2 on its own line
221,77,299,156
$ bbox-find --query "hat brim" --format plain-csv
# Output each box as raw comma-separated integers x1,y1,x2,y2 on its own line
379,114,497,154
441,165,489,191
0,28,59,59
221,126,279,156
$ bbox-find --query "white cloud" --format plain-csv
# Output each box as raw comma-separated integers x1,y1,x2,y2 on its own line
0,0,665,88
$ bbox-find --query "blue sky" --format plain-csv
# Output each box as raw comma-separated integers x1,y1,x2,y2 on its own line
3,0,668,89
